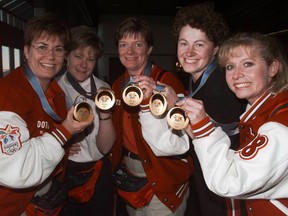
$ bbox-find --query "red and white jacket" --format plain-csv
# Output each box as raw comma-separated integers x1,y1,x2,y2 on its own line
191,91,288,216
0,67,71,216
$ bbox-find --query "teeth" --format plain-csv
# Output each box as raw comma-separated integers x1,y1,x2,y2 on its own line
42,63,54,67
185,59,196,64
235,83,249,88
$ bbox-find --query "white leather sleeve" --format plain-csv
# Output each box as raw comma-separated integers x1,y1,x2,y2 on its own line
193,122,288,199
0,111,65,189
139,111,190,156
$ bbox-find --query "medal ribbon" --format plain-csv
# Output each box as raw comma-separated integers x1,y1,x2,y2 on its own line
66,72,97,101
24,64,62,121
188,57,218,97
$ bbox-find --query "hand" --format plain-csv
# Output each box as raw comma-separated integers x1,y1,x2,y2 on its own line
134,75,155,100
61,106,94,135
69,143,81,156
176,97,207,125
156,81,179,109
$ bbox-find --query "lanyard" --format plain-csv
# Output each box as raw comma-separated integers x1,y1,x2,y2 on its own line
66,72,97,101
188,57,218,97
24,64,62,121
122,61,152,91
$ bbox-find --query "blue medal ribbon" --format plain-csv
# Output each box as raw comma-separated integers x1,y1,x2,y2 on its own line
24,64,62,121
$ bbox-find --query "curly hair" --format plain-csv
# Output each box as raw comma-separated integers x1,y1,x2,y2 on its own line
172,3,229,46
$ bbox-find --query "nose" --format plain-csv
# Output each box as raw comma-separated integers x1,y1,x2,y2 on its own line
80,59,88,68
186,45,195,57
232,66,244,79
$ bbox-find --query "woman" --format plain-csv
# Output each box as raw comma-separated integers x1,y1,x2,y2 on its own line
0,14,93,216
57,25,116,216
111,17,193,216
139,3,246,216
178,32,288,215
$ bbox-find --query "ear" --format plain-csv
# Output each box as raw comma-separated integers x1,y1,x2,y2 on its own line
24,45,29,60
148,46,153,56
268,59,280,78
213,46,219,56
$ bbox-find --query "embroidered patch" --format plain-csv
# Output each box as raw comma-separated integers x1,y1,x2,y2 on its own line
236,134,268,160
0,124,22,155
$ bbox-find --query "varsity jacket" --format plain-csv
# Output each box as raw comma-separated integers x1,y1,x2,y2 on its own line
111,64,193,212
0,67,71,216
191,91,288,216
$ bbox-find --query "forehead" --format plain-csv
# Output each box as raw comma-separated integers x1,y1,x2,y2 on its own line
179,26,209,41
120,32,145,41
72,46,96,55
34,32,62,44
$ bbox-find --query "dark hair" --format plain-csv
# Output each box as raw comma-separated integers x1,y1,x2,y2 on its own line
115,17,153,47
70,25,104,59
172,3,229,46
24,13,70,51
218,32,288,93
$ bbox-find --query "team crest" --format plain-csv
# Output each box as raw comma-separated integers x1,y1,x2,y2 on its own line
0,124,22,155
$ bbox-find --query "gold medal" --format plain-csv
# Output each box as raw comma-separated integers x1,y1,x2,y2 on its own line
149,85,167,117
74,102,93,122
122,84,143,107
95,89,115,110
166,107,189,130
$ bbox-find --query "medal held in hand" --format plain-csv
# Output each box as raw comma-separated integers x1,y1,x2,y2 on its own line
149,84,167,117
95,89,115,110
122,76,143,107
73,95,93,122
166,106,189,130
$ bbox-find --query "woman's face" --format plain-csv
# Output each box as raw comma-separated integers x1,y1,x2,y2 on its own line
66,46,97,82
24,34,65,90
225,46,278,104
177,25,218,81
118,33,152,76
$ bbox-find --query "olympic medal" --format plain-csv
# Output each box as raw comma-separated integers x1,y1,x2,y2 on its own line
95,89,115,110
149,93,167,117
166,107,189,130
122,84,143,107
74,102,93,122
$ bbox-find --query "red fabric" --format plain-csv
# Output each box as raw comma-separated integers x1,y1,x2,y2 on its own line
111,64,193,212
116,183,154,208
68,160,103,203
0,67,68,216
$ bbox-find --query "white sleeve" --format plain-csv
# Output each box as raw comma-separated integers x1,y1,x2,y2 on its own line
193,122,288,199
139,111,190,156
0,111,65,189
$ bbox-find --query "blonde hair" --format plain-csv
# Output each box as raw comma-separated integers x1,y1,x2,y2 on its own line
218,32,288,93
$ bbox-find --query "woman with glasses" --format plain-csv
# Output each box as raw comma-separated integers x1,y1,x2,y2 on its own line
0,14,93,216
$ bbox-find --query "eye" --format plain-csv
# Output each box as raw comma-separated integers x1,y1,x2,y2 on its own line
178,41,188,47
87,58,96,63
118,43,128,48
226,64,234,71
54,47,64,54
195,42,204,48
135,42,144,48
37,44,48,51
243,62,254,67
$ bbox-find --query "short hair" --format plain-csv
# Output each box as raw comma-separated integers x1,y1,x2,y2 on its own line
24,13,70,51
70,25,104,59
172,3,229,46
218,32,288,93
115,17,153,48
